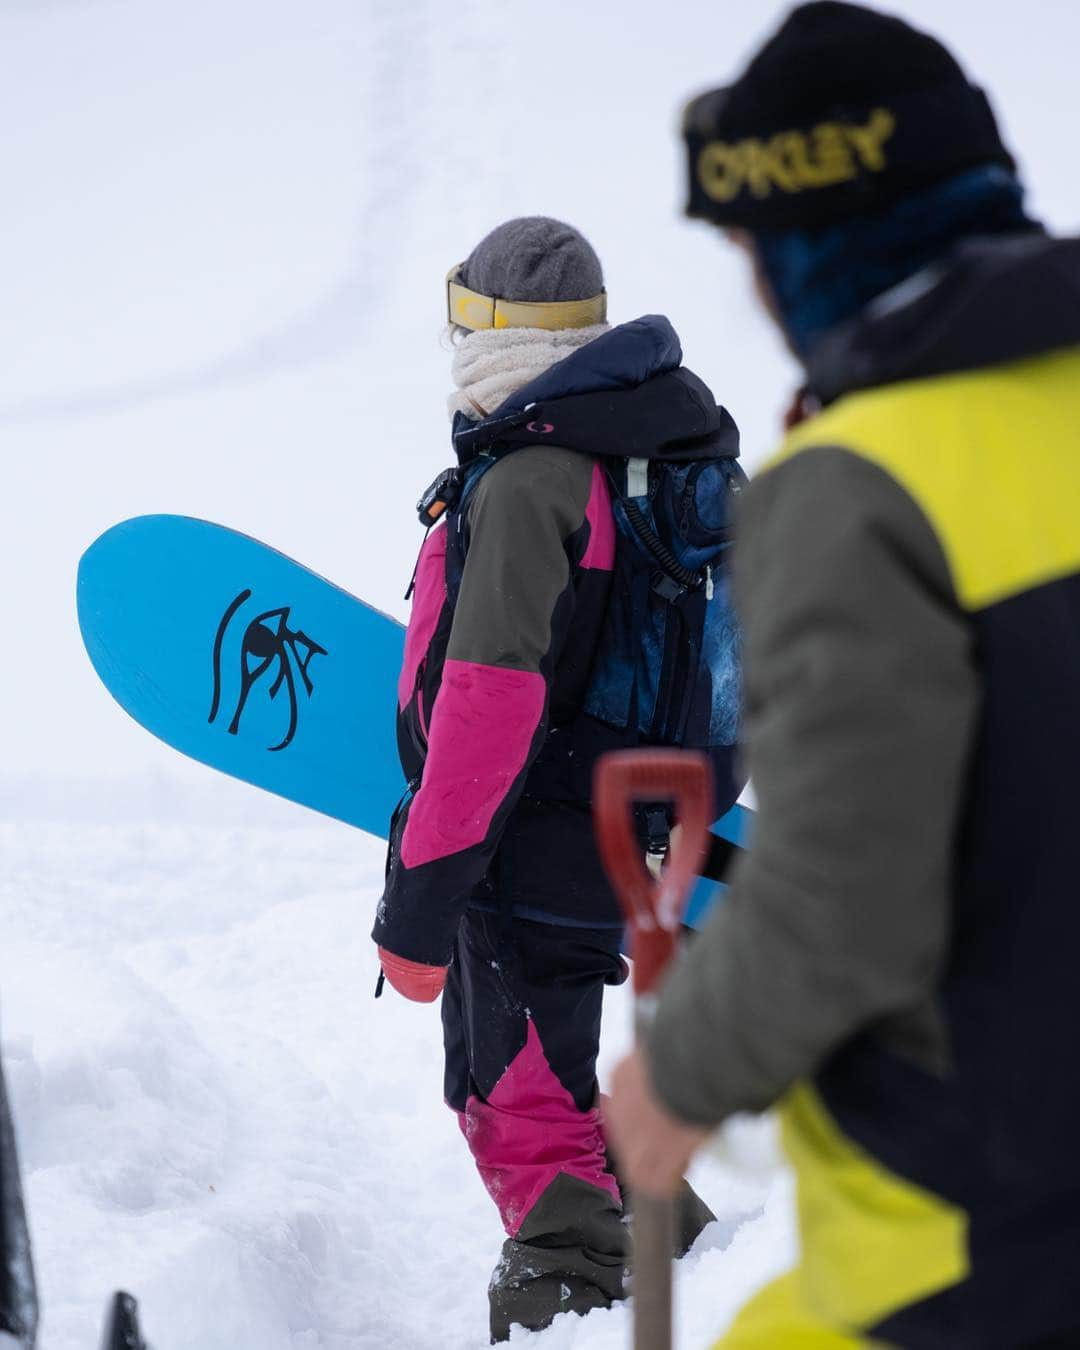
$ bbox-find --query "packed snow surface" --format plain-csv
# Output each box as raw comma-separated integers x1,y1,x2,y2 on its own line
2,781,792,1349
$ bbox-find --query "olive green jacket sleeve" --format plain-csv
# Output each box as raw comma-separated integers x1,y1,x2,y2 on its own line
648,446,980,1126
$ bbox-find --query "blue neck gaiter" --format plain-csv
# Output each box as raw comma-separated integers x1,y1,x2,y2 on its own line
754,165,1040,360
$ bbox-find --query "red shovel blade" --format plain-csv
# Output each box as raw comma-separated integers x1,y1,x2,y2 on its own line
593,750,714,994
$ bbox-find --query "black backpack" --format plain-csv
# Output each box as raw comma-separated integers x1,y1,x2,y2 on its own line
418,395,744,776
584,450,744,757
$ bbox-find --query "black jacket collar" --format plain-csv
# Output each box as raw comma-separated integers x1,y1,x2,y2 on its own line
807,234,1080,405
453,315,739,464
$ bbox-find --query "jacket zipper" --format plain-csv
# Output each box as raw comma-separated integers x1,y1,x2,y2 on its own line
415,661,430,742
404,661,430,763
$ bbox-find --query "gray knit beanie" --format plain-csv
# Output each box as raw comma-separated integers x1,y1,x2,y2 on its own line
459,216,604,303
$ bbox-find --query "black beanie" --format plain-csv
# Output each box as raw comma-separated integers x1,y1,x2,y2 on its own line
683,1,1016,230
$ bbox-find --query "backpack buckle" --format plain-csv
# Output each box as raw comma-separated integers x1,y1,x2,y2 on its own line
417,467,463,527
651,571,687,602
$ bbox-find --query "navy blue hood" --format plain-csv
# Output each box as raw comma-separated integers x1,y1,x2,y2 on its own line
453,315,739,464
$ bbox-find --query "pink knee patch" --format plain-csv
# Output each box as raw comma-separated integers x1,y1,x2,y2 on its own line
459,1020,620,1236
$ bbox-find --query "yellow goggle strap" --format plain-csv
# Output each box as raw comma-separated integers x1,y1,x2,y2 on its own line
446,266,607,332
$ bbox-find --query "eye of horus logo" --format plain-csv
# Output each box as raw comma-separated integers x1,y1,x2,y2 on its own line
209,589,328,752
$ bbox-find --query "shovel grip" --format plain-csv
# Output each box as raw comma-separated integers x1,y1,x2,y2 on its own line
593,750,713,995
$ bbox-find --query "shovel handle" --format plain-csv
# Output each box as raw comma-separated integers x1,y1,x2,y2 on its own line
593,750,714,995
594,750,713,1350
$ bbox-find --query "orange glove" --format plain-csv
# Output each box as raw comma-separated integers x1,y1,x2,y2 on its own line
377,946,448,1003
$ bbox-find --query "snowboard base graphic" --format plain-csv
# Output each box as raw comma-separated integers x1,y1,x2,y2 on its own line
77,515,748,925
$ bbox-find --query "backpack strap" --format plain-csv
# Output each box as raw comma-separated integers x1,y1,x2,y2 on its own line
405,455,501,600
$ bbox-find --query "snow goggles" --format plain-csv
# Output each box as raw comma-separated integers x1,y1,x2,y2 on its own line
446,265,607,332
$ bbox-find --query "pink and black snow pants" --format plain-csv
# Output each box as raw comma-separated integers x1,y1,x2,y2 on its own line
442,906,629,1340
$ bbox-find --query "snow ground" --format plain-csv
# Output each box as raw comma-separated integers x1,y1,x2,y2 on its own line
1,778,792,1350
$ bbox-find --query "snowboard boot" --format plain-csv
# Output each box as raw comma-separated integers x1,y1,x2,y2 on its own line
603,1120,716,1257
488,1173,628,1343
658,1175,715,1257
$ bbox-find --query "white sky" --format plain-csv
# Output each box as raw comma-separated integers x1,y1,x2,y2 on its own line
2,0,1077,782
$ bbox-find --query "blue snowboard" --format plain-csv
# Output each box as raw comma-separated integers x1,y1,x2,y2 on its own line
77,515,749,923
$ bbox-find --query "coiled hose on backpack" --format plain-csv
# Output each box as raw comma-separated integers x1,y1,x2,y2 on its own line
622,499,703,592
